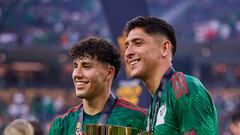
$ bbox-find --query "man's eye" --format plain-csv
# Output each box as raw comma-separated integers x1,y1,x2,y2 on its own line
73,63,78,68
83,64,92,69
125,44,129,49
85,66,91,69
135,42,142,46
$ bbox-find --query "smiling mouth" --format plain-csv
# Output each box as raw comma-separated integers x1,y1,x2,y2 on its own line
76,81,87,86
74,78,89,89
129,59,140,68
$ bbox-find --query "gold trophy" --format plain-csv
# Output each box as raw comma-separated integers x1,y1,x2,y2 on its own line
86,124,149,135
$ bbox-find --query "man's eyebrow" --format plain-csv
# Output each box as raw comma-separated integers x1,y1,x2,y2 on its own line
125,38,143,45
131,38,144,43
81,61,94,65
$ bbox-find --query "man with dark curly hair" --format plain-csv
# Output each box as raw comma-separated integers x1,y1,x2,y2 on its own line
124,16,218,135
49,37,146,135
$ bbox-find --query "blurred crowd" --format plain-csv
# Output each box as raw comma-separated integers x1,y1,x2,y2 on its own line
0,88,81,135
147,0,240,44
1,0,240,47
211,88,240,135
0,0,111,48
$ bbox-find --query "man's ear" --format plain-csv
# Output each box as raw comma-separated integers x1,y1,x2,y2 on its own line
105,66,115,81
161,41,171,57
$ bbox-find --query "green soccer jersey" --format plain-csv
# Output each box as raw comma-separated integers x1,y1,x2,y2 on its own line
144,68,218,135
49,99,146,135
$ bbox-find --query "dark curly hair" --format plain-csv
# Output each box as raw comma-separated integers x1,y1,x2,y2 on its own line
124,16,177,56
69,37,121,79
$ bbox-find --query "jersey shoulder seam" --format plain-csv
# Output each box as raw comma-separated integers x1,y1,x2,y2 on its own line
56,104,82,119
170,72,189,99
115,99,147,115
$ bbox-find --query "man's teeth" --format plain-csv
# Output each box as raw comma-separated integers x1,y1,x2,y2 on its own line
76,82,86,85
130,60,139,66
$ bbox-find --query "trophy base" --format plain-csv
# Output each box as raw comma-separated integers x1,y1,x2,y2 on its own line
86,124,141,135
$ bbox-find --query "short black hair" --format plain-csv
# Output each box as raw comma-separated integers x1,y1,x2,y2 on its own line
69,36,121,79
124,16,177,56
231,111,240,124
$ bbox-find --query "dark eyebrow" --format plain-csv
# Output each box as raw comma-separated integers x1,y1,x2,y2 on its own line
131,38,144,43
125,38,144,46
82,62,93,66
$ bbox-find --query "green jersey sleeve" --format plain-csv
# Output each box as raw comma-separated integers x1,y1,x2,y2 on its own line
142,71,218,135
48,105,80,135
173,73,218,135
107,99,147,130
49,118,62,135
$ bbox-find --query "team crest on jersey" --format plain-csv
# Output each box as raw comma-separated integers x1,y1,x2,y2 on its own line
156,104,167,126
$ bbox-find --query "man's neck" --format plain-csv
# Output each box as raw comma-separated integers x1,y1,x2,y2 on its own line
145,64,171,96
83,92,110,116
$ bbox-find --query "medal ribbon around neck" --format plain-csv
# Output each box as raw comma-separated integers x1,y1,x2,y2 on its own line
147,67,175,134
76,92,117,135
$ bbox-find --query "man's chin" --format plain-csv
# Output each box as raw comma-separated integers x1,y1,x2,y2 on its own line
129,70,140,78
130,71,146,81
75,93,85,99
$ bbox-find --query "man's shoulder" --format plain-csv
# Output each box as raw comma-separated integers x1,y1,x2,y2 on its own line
115,99,147,116
54,104,81,120
49,104,81,132
169,72,205,100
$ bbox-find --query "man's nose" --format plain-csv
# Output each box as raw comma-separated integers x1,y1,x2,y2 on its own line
125,45,135,59
73,68,83,79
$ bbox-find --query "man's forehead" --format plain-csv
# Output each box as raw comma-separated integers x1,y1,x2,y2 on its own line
127,29,146,40
125,34,144,46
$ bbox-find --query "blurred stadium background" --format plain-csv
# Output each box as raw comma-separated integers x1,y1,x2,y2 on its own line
0,0,239,134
